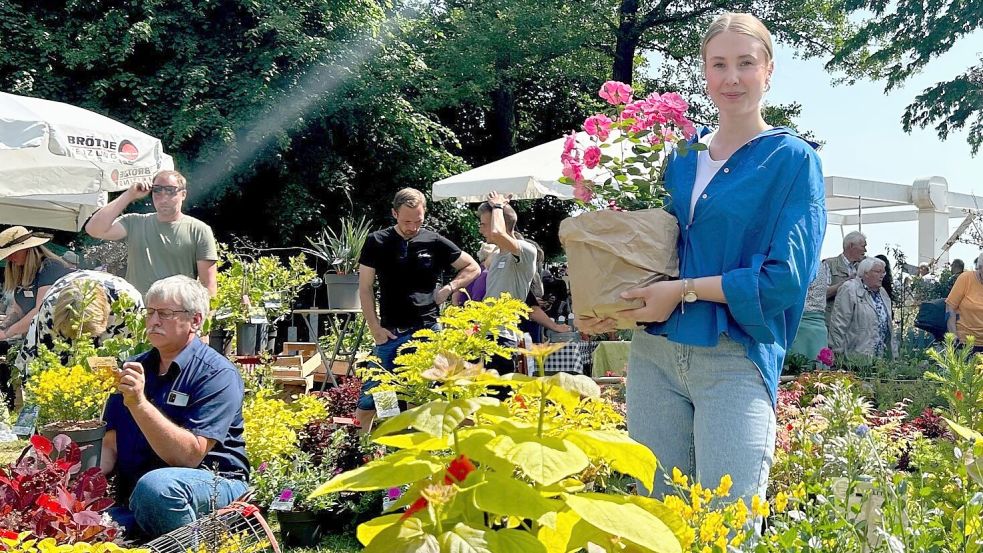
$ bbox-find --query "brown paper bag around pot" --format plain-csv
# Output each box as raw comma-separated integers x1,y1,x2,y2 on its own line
559,208,679,329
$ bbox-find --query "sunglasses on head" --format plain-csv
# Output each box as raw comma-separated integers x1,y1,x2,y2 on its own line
0,231,54,249
151,185,185,197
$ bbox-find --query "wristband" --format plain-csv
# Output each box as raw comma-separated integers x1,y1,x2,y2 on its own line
490,204,504,210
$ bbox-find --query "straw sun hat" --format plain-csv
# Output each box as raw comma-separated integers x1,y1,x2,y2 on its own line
0,226,53,261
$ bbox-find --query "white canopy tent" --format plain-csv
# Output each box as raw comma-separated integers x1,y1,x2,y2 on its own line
0,92,173,231
432,135,576,202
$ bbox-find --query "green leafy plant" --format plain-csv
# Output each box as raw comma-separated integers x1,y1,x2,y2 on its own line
307,216,372,275
212,248,317,329
362,293,531,407
925,334,983,431
310,298,687,553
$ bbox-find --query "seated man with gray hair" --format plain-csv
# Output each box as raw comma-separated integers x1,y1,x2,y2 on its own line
102,275,248,539
829,257,897,359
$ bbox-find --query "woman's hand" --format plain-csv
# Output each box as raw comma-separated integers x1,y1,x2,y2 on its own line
616,280,683,323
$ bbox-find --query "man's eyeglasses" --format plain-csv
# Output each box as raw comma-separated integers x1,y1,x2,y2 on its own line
151,185,185,197
143,307,189,320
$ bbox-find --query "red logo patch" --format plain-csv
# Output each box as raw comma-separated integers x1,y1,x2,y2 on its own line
118,140,139,162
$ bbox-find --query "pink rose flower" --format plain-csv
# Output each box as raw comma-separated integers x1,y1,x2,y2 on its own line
599,81,632,105
562,160,584,182
660,92,689,116
561,131,579,164
583,145,602,169
573,182,594,202
583,114,613,141
681,121,697,140
816,347,834,367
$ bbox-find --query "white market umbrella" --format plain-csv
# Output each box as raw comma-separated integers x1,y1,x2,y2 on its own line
432,135,580,203
0,91,174,230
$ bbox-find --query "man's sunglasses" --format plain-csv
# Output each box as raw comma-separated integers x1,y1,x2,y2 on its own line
151,185,185,197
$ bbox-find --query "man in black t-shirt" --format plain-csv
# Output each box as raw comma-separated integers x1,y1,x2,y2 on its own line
355,188,479,430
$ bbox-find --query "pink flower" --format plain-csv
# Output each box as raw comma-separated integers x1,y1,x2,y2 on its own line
583,114,613,141
660,92,689,116
599,81,632,105
816,347,834,367
573,182,594,202
681,121,697,140
562,160,584,183
583,145,602,169
561,132,579,164
278,488,294,502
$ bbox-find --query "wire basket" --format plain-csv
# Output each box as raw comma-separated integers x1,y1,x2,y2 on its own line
145,502,280,553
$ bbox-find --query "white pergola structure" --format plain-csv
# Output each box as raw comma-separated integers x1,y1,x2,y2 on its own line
826,175,981,264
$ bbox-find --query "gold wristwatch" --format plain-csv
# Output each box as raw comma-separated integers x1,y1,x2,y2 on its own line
681,279,698,312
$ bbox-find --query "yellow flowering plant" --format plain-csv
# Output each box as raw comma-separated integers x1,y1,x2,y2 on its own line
0,533,147,553
25,362,116,427
242,389,327,467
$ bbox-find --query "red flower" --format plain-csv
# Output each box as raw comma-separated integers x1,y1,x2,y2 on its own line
514,395,528,409
955,390,965,401
444,455,476,484
30,435,53,456
400,497,429,521
0,529,18,540
786,423,794,432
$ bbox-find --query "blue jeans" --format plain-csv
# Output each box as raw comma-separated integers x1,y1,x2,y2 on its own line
627,331,775,506
108,468,248,539
358,327,427,410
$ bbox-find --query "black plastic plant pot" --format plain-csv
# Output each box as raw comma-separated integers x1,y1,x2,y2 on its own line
277,509,325,547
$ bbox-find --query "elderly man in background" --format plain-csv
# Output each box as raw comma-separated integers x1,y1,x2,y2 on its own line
102,275,248,539
824,231,867,324
829,257,897,359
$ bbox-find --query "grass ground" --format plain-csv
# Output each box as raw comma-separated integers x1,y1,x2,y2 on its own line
282,534,360,552
0,438,26,465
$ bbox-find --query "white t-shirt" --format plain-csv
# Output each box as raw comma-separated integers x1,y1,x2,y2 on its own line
690,131,727,224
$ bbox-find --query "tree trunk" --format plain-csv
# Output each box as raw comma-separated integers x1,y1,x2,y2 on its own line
489,85,518,158
612,0,640,84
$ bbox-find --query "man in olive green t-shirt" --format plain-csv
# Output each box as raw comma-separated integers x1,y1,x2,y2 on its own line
85,170,218,296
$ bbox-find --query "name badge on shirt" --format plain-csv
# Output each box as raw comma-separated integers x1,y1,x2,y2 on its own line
23,290,34,298
497,260,506,269
167,391,190,407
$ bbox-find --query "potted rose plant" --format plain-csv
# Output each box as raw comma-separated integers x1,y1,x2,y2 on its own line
558,80,703,327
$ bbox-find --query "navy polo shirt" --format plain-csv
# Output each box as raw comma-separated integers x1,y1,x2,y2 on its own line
104,338,249,502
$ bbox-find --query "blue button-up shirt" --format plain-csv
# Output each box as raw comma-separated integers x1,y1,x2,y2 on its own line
646,126,827,404
105,338,249,501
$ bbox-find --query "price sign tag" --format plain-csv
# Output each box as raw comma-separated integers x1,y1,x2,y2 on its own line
12,405,39,438
373,391,401,419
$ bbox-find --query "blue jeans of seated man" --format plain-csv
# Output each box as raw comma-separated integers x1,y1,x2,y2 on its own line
358,324,438,411
627,331,776,507
107,468,248,539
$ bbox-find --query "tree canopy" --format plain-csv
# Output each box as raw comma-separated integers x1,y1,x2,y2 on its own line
828,0,983,154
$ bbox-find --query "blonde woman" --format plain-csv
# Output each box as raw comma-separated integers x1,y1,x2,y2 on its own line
0,226,74,407
14,270,144,377
579,13,825,505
